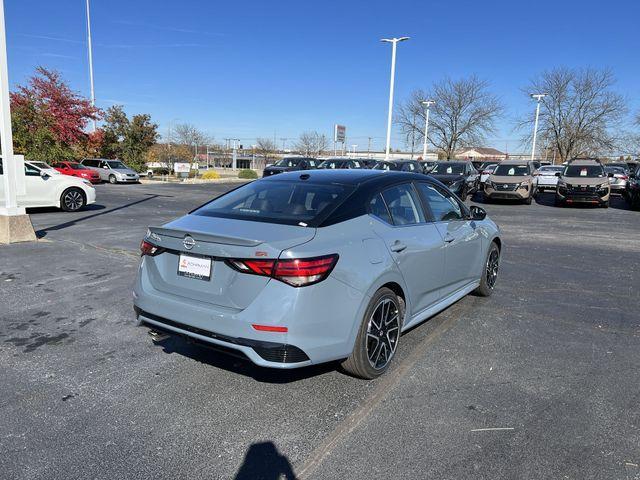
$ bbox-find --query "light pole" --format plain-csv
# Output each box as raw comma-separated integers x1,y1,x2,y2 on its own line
0,0,35,242
85,0,96,132
381,36,409,160
421,100,434,159
530,93,547,161
280,137,288,152
351,144,358,155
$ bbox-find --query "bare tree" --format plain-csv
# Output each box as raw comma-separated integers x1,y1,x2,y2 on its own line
396,76,503,159
519,67,627,162
171,123,211,149
255,137,277,164
294,131,329,157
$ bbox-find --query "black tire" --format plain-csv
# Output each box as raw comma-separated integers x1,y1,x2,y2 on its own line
60,188,86,212
474,241,500,297
524,194,532,205
109,174,117,184
554,196,564,207
601,200,609,208
341,287,404,380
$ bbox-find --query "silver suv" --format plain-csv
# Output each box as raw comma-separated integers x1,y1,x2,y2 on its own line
81,158,140,184
555,159,610,208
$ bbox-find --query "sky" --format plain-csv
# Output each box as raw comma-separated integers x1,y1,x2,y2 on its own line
5,0,640,153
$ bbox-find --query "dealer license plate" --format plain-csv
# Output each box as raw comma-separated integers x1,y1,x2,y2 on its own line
177,254,212,281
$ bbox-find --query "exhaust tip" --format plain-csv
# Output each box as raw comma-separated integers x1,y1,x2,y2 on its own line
148,329,171,342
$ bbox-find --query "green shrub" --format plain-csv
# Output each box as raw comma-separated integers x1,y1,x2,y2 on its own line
238,169,258,179
201,170,221,180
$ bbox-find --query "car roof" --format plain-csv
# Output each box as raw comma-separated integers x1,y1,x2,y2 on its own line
259,168,432,188
499,160,531,165
569,159,601,166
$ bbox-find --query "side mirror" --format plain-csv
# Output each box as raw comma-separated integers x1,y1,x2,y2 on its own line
607,172,614,178
103,165,109,169
554,172,561,177
469,205,486,221
40,170,50,179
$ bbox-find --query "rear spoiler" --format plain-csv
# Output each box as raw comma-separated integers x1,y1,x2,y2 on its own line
148,226,263,247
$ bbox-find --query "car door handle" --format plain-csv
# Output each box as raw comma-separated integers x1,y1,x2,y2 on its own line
444,234,455,243
390,241,407,252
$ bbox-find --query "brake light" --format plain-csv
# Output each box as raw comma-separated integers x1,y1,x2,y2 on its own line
140,240,164,257
226,254,338,287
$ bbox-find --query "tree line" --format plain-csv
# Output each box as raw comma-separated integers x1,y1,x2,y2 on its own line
396,67,638,162
8,66,640,170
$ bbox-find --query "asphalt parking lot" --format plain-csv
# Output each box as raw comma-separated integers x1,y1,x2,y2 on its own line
1,182,639,479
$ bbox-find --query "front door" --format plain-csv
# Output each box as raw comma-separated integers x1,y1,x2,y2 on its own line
416,182,483,297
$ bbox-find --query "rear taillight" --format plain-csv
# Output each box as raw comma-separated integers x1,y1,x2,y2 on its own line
140,240,164,257
226,254,338,287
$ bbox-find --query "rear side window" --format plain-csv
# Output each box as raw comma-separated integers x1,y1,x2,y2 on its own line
417,183,463,222
369,193,392,224
193,181,354,227
381,184,425,225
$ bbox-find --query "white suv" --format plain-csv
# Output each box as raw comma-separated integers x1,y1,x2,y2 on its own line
0,160,96,211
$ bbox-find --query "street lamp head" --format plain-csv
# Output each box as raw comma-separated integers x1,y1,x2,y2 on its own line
421,100,435,107
380,37,410,43
530,93,548,100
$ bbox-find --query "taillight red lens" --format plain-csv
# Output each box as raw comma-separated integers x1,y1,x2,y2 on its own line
226,254,338,287
140,240,163,257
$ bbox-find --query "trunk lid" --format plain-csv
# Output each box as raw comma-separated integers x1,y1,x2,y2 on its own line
145,214,316,310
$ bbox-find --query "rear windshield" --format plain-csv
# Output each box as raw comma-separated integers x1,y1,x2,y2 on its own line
563,165,605,178
193,180,354,226
494,164,530,176
431,163,465,175
539,166,563,173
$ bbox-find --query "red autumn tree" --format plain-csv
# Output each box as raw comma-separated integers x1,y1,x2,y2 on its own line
11,66,102,161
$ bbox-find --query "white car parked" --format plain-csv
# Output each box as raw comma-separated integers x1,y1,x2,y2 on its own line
535,165,564,192
0,160,96,211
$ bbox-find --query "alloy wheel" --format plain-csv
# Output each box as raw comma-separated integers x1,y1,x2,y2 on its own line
366,298,400,370
63,190,84,211
486,248,500,289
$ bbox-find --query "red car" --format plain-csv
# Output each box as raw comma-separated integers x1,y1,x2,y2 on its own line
52,161,101,184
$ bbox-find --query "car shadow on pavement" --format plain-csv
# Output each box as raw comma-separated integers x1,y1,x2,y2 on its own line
234,442,297,480
155,335,340,384
34,195,159,238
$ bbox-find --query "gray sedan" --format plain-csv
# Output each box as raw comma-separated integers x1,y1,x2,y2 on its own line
133,170,502,379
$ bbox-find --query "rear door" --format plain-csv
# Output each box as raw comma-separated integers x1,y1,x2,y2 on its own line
369,183,445,316
416,182,483,297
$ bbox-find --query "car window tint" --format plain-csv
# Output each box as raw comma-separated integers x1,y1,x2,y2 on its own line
369,193,392,224
417,183,463,222
193,181,354,226
381,184,425,225
25,164,40,177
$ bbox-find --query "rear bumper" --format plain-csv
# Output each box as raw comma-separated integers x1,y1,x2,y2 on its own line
133,260,365,369
136,307,310,365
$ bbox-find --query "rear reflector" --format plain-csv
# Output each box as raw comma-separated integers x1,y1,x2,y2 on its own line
252,324,288,333
226,254,338,287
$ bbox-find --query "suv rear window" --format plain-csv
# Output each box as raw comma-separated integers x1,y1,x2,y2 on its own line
193,181,354,226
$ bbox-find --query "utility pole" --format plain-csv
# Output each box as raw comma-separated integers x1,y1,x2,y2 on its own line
421,100,434,159
367,137,372,158
280,137,288,152
85,0,96,132
530,93,547,161
0,0,35,243
381,36,409,160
